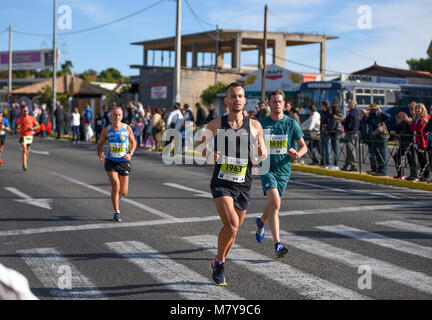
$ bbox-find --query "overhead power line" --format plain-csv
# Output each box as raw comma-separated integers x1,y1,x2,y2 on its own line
12,0,166,37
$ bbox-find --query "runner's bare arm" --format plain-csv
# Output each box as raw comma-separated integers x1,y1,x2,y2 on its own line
250,119,267,161
198,118,220,161
97,127,108,162
288,137,308,160
33,120,40,132
124,125,137,161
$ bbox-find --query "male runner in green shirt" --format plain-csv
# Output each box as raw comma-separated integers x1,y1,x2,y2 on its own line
256,90,308,258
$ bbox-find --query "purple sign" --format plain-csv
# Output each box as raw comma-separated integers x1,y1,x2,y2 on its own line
0,51,41,64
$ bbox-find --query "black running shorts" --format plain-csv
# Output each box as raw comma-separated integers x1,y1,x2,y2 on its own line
210,186,250,211
104,159,131,176
0,136,5,146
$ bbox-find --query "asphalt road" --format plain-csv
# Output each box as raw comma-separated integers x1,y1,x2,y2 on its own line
0,135,431,301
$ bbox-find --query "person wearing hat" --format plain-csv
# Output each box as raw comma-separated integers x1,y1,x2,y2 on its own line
0,109,11,167
256,101,270,120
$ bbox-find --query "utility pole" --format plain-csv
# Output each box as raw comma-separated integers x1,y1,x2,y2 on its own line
261,4,268,104
173,0,181,105
53,0,57,112
214,24,219,85
8,25,12,107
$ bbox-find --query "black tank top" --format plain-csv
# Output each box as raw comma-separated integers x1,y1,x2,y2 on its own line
210,115,253,193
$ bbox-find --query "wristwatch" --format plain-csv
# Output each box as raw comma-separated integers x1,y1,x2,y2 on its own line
127,151,134,156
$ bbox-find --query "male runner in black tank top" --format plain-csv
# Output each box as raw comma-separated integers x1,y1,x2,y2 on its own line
198,82,267,286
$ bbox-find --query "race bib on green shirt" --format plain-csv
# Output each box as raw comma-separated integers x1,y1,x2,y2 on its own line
266,134,288,155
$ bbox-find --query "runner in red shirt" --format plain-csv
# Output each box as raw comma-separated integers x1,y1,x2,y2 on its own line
16,106,39,171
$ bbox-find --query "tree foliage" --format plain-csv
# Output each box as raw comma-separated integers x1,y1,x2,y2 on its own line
406,54,432,72
200,82,228,105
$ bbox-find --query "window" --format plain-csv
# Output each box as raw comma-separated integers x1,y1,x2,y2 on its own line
373,96,385,105
372,89,378,94
356,95,371,105
355,88,363,93
364,89,371,94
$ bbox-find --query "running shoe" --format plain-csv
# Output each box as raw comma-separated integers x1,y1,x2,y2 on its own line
255,216,265,243
211,258,227,286
22,164,28,171
0,159,3,167
275,243,288,258
112,212,121,222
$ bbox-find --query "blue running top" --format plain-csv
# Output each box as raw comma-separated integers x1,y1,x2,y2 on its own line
106,124,129,162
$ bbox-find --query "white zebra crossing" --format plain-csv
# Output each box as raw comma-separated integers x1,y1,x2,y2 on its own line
182,235,370,300
375,221,432,237
18,247,106,299
105,240,244,300
276,229,432,295
316,225,432,260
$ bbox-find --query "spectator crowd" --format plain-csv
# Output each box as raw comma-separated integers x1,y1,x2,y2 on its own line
2,96,432,183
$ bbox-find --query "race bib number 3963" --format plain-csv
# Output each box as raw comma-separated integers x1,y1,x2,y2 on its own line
218,156,248,183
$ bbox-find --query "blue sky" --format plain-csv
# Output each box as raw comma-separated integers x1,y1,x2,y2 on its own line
0,0,431,77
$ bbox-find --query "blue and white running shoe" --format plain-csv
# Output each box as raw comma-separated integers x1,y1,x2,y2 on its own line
112,212,121,222
275,243,288,258
255,216,265,243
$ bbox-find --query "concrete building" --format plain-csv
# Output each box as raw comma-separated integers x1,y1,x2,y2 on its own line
131,29,338,109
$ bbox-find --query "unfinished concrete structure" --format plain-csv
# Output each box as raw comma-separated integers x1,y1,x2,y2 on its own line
131,29,338,109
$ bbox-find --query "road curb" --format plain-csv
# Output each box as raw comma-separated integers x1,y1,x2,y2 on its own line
292,164,432,192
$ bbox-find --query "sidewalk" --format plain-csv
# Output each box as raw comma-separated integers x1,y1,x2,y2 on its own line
292,163,432,192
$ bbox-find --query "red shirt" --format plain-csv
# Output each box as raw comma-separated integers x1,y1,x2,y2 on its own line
16,115,38,138
410,114,430,149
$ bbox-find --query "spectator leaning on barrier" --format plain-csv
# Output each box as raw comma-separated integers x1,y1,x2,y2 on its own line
300,105,321,165
408,103,430,182
364,103,390,176
342,100,360,171
390,112,414,179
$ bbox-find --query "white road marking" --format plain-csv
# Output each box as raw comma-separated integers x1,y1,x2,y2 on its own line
29,149,50,155
163,182,212,198
2,203,432,237
4,187,52,210
276,229,432,295
50,172,180,221
375,221,432,237
106,240,243,300
183,235,370,300
18,247,106,299
316,224,432,260
291,181,402,199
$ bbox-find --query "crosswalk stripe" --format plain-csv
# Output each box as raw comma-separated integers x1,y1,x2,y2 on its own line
277,229,432,295
105,240,244,300
316,225,432,260
182,235,370,300
18,247,106,299
375,221,432,237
